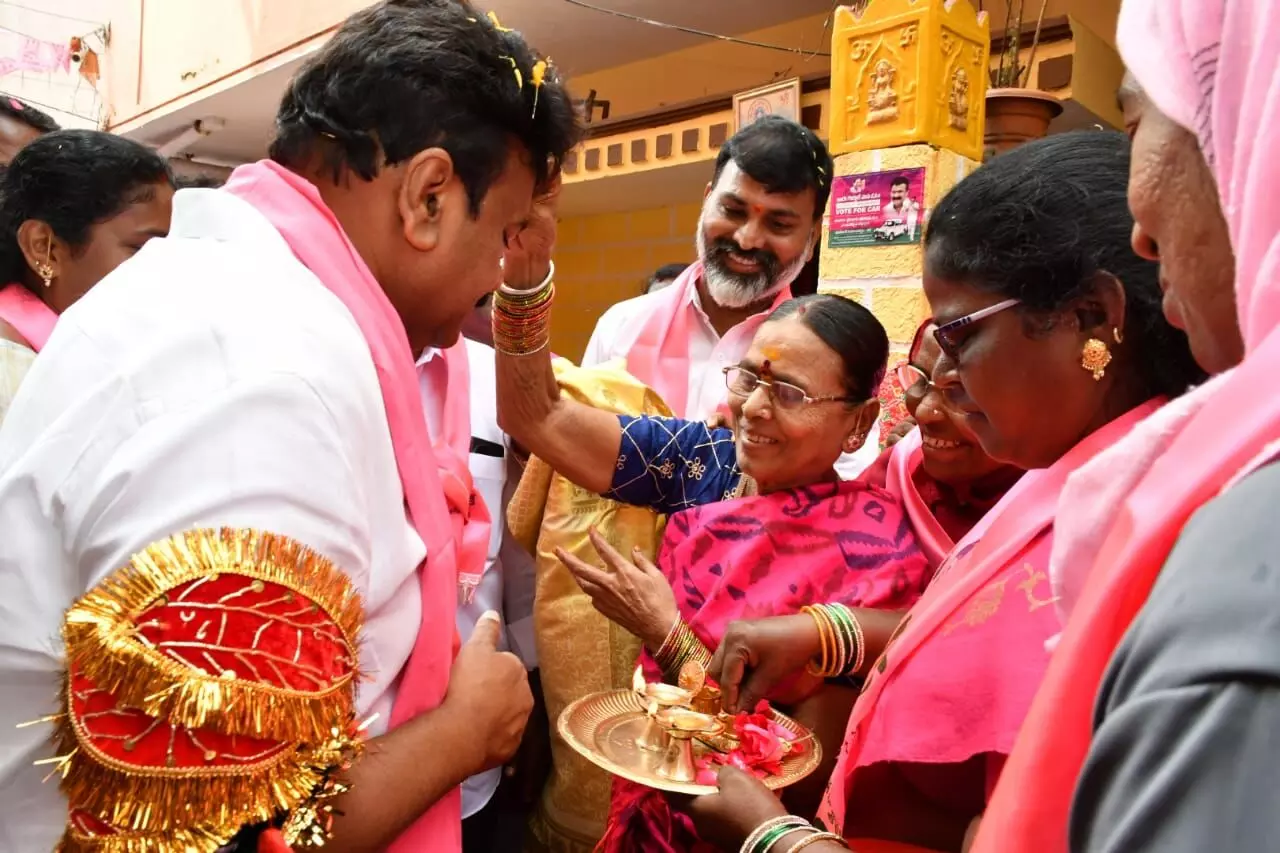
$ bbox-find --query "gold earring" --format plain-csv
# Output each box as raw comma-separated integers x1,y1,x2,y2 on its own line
1113,326,1124,344
37,262,54,289
1081,338,1112,381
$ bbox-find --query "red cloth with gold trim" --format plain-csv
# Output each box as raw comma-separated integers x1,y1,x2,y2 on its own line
49,529,364,853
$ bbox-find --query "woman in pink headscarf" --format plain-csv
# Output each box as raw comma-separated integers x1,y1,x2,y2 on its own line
973,1,1280,851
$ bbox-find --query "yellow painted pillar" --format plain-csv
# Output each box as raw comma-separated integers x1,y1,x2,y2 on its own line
819,0,990,359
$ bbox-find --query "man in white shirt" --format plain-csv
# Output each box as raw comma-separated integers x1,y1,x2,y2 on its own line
882,174,921,241
583,116,880,475
0,3,578,852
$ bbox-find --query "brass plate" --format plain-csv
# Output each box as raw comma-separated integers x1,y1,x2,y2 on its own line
557,688,822,795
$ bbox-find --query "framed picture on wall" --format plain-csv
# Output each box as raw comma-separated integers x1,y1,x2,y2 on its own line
733,78,801,132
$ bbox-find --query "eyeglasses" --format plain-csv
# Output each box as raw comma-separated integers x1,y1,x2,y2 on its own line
723,366,856,410
895,362,929,392
932,298,1021,358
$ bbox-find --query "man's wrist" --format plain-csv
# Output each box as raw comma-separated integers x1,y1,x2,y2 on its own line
427,696,489,781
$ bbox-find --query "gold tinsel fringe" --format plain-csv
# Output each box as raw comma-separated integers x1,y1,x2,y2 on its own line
57,823,228,853
62,528,364,743
54,704,357,842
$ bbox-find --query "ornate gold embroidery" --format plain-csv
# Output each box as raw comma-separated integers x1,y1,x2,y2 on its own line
942,577,1009,634
1016,563,1059,612
50,528,365,852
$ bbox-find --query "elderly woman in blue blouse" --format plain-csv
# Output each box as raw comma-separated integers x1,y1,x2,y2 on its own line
498,292,930,682
499,291,930,846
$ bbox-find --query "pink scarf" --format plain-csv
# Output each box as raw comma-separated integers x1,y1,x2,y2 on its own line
626,262,790,417
974,2,1280,849
820,401,1160,838
601,479,931,852
883,431,955,569
224,161,491,853
0,283,56,351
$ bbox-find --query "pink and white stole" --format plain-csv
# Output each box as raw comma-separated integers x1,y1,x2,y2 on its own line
624,261,790,417
819,401,1162,836
883,430,955,570
0,283,56,351
224,161,490,853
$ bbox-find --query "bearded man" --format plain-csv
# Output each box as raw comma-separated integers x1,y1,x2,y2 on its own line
583,116,879,475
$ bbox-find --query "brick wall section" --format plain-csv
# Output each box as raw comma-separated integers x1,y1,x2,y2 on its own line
551,202,702,361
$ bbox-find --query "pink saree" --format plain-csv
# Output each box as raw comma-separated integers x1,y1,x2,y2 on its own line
818,401,1161,848
601,479,932,852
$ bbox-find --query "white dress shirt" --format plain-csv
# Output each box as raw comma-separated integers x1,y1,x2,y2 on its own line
581,283,879,477
417,340,537,819
0,189,425,852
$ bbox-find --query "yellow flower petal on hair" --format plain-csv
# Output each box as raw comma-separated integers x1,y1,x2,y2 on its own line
487,11,512,32
532,59,548,89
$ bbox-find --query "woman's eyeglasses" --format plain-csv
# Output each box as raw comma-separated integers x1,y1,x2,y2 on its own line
723,366,856,410
932,298,1021,358
895,363,929,392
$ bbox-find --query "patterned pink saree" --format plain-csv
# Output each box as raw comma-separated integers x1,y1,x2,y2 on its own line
601,479,931,852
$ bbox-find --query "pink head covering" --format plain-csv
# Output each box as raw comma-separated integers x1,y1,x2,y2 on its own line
1119,0,1280,353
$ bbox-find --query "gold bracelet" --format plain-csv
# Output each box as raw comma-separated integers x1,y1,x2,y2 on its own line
783,831,849,852
492,262,556,357
655,620,711,682
741,816,811,853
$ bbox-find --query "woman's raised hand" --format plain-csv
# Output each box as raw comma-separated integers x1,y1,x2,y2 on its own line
710,614,824,713
556,527,679,648
502,173,561,290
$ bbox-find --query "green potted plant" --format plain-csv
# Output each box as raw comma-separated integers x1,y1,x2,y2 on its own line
983,0,1062,156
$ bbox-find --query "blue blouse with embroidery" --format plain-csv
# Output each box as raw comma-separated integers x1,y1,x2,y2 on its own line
606,415,742,515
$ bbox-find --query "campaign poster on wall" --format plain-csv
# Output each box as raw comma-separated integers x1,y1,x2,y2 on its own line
828,167,926,248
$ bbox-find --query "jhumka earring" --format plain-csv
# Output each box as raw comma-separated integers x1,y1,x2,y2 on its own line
36,261,54,289
1081,338,1112,381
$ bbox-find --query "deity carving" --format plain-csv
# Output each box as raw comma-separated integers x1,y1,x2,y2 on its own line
949,67,970,131
866,58,900,125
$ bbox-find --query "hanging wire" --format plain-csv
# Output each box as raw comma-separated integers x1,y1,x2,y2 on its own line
1,90,101,124
559,0,831,57
0,2,102,27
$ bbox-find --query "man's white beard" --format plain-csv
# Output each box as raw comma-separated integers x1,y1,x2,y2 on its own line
695,225,812,310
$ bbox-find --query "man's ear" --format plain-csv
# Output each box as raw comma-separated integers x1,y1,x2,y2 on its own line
399,147,456,252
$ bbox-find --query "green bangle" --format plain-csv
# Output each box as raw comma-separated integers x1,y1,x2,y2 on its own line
756,823,812,853
827,604,863,676
741,816,810,853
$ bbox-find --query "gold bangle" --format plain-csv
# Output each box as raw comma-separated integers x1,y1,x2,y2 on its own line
783,831,849,852
741,816,811,853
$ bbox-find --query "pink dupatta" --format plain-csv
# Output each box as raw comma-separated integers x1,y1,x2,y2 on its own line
974,2,1280,848
224,161,490,853
819,401,1161,839
625,262,790,417
601,479,931,852
883,431,954,569
0,283,56,351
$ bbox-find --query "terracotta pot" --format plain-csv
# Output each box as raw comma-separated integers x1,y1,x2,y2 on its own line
983,88,1063,157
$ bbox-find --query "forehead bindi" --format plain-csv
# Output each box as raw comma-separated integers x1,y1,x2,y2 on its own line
713,161,810,221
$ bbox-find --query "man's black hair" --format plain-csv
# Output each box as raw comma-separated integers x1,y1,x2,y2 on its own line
269,0,580,216
890,176,910,190
0,94,58,134
710,116,833,218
